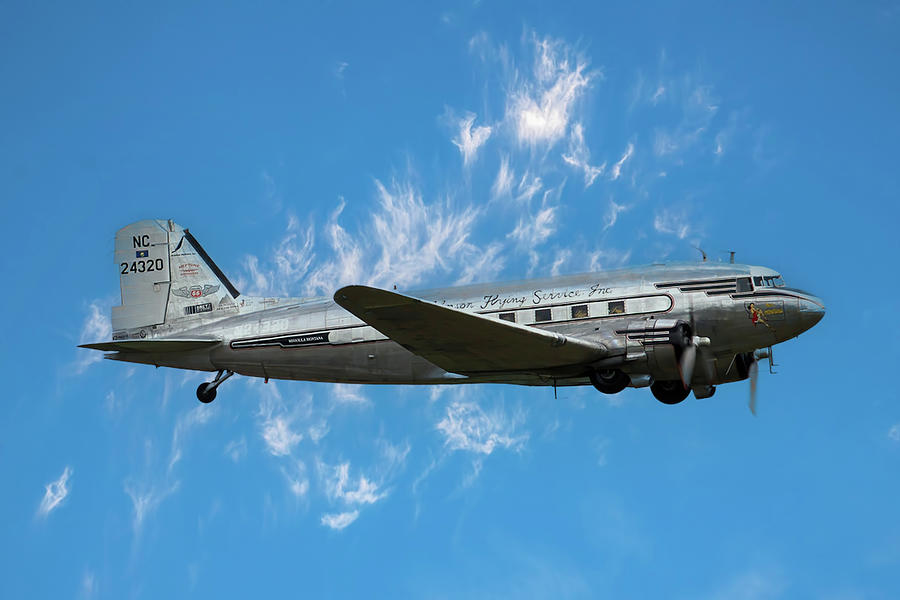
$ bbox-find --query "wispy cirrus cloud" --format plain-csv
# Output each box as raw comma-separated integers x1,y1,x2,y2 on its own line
242,214,315,296
168,404,215,473
36,466,72,518
257,384,303,457
562,122,604,187
124,480,179,536
604,199,630,230
609,142,634,181
889,424,900,442
321,510,359,530
653,209,691,239
451,111,492,167
506,33,596,148
75,301,111,373
436,400,527,455
302,179,481,295
491,154,515,199
224,437,247,462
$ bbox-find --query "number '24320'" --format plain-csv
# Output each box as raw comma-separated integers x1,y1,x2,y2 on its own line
120,259,164,274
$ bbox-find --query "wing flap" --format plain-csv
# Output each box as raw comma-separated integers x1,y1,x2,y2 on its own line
333,285,606,374
79,339,221,353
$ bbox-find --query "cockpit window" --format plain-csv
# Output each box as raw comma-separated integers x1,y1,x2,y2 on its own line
736,277,752,293
759,275,786,288
772,275,785,287
753,276,762,287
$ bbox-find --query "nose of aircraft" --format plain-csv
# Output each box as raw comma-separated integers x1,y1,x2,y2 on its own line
798,295,825,331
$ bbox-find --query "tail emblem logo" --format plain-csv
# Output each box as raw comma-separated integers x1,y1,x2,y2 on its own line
173,284,220,299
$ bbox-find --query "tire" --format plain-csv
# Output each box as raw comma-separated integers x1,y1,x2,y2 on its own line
650,380,690,405
196,383,217,404
589,369,630,394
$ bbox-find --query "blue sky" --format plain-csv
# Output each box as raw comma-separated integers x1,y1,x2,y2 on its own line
2,2,899,598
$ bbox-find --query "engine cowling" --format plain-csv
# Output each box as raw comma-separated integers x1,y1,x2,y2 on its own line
620,318,693,381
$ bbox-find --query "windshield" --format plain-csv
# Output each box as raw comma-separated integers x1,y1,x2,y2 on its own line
757,275,785,288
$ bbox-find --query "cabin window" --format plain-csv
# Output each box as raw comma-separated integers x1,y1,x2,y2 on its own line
499,312,516,323
736,277,752,293
608,300,625,315
571,304,588,319
534,308,552,323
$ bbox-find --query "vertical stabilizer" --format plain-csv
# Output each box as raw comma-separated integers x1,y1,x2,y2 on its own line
111,220,240,337
112,220,171,332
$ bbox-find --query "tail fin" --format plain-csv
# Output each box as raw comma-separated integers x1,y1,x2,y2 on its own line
111,220,240,338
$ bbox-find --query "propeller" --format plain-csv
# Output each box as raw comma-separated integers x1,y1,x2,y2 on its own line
679,339,697,389
747,347,773,416
748,359,759,416
679,335,710,390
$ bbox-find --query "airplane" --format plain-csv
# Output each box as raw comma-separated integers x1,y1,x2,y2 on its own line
80,220,825,413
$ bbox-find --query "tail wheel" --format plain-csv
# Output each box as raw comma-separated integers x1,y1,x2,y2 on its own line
196,383,217,404
589,369,630,394
650,380,690,405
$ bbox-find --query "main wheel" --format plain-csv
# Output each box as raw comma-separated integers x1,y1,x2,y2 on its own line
589,369,630,394
650,380,690,405
196,382,217,404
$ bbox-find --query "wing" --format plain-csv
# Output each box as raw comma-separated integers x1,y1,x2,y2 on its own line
79,339,221,353
334,285,606,375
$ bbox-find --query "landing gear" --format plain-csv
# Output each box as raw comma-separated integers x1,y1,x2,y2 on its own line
196,369,234,403
650,380,690,405
589,369,630,394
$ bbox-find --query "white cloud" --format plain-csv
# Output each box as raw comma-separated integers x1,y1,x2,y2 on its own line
651,85,666,104
304,180,480,294
436,400,527,455
224,437,247,462
491,155,515,199
242,215,315,296
304,199,365,295
561,123,604,187
653,209,691,239
124,481,178,535
334,61,349,79
451,112,492,166
509,202,557,249
36,466,72,518
652,83,719,159
550,249,572,277
889,424,900,442
609,142,634,181
282,460,309,499
515,171,543,203
455,241,505,286
256,382,303,457
321,510,359,530
332,384,369,405
588,247,633,272
168,404,215,473
75,301,111,373
507,34,595,148
604,199,630,230
323,462,386,505
261,415,302,457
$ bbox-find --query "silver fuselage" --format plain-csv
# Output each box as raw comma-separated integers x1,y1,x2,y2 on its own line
107,262,824,388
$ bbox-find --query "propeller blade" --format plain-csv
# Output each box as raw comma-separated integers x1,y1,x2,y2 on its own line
680,342,697,389
748,359,759,416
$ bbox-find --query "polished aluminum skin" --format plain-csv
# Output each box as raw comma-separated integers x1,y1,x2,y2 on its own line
82,220,825,403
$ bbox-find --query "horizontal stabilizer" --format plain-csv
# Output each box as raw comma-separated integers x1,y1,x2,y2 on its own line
79,339,221,353
334,285,606,375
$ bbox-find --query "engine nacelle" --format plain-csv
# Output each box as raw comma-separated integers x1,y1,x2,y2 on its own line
620,318,692,381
